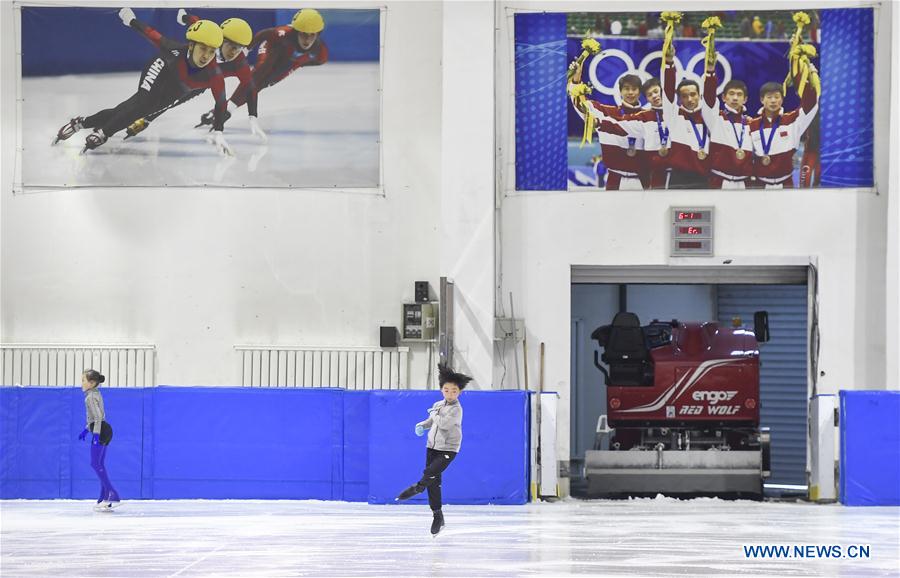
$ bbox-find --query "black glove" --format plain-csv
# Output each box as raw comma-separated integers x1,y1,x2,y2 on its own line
195,109,215,128
195,109,232,129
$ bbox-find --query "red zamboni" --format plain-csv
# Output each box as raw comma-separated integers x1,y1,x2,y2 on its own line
587,312,771,498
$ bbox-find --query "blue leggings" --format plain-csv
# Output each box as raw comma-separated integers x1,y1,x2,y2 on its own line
90,442,120,503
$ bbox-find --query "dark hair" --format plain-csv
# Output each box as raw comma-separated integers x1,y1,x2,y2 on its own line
759,82,784,99
676,79,700,94
618,74,642,92
83,369,106,385
722,80,748,98
641,77,661,95
438,363,472,390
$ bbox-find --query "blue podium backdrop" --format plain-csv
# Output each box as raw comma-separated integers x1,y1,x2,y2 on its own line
515,9,874,190
0,387,530,505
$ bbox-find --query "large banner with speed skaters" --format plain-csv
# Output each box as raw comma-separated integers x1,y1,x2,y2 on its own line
18,7,381,189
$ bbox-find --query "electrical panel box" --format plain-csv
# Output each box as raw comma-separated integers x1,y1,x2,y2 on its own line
402,302,437,341
494,317,525,342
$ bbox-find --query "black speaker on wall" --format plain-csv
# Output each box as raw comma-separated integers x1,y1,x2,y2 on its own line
380,326,399,348
415,281,430,303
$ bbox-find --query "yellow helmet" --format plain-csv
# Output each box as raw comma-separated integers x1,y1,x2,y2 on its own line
221,18,252,46
185,19,223,49
222,18,253,46
291,9,325,34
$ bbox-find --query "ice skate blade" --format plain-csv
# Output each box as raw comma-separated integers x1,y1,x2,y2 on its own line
93,501,121,512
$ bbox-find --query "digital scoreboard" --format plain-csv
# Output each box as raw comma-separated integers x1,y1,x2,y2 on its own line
670,207,714,256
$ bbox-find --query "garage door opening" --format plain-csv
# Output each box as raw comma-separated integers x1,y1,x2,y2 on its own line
570,265,817,499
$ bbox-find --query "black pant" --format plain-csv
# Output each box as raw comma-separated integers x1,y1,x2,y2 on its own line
83,56,183,137
418,448,457,511
144,89,204,123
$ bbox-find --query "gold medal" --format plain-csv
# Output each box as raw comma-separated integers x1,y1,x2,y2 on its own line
626,147,636,157
697,150,707,160
658,146,669,157
761,155,772,166
736,149,746,160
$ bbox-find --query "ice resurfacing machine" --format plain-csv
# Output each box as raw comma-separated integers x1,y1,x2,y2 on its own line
587,312,772,497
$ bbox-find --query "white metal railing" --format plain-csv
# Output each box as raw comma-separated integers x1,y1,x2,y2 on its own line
235,345,410,389
0,344,157,387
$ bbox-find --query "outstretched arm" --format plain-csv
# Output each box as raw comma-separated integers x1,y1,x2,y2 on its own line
700,64,720,130
792,61,820,143
660,50,679,135
120,8,182,52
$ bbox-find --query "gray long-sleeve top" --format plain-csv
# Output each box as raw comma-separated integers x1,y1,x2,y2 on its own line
84,388,105,434
417,399,463,453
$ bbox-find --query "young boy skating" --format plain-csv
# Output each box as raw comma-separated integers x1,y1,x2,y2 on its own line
396,363,472,536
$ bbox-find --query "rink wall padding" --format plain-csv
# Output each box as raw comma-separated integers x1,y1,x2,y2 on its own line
342,390,371,502
367,391,530,505
147,387,345,500
0,387,530,504
839,390,900,506
0,387,145,499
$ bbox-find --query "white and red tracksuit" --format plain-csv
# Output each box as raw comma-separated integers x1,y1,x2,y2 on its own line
610,106,671,189
572,96,645,190
700,74,754,189
661,63,711,188
749,86,818,189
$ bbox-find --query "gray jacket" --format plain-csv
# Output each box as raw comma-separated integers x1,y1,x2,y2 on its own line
417,399,463,453
84,388,105,434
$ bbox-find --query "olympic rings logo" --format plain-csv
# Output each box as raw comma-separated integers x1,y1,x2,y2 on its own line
588,49,732,103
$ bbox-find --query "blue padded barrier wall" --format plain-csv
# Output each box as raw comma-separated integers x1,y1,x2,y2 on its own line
1,387,531,504
141,387,155,499
0,387,68,498
68,388,145,501
367,391,530,505
149,387,344,500
0,388,17,494
342,390,371,502
0,388,145,499
839,390,900,506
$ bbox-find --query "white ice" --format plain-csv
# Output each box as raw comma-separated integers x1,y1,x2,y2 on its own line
21,62,380,189
2,498,898,576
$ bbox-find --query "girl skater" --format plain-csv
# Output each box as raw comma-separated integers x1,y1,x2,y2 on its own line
79,370,120,511
396,363,472,536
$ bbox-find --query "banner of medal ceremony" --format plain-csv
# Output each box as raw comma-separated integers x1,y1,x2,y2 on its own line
17,7,381,190
514,8,875,191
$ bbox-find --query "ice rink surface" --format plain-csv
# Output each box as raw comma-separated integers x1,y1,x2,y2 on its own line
21,62,380,189
2,498,898,577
